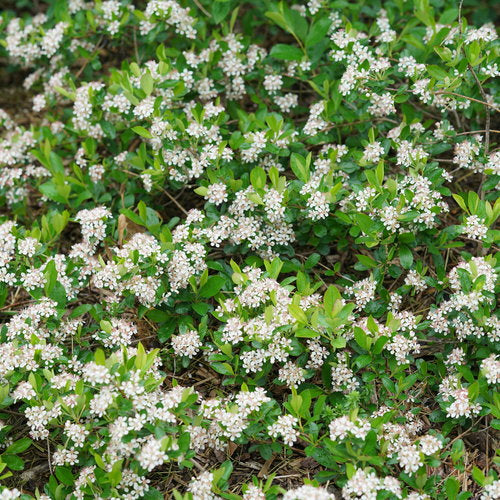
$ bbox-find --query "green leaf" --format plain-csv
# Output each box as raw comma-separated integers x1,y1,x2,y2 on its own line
135,342,146,370
132,126,152,139
445,477,460,499
212,1,231,23
439,8,458,24
290,153,309,182
100,320,112,334
399,373,418,391
70,304,92,319
194,186,208,197
140,72,154,96
250,166,266,189
6,438,32,454
39,181,70,204
323,285,341,314
399,246,413,269
265,11,288,32
468,381,479,401
456,268,472,292
199,275,226,298
91,450,106,470
306,17,331,47
452,194,468,213
381,376,396,393
355,214,374,234
356,254,378,269
472,466,486,486
305,253,320,269
49,152,65,176
270,44,303,61
94,348,106,365
295,328,320,338
120,208,144,226
146,309,170,322
373,336,388,355
289,303,307,324
354,327,370,350
108,460,123,487
2,455,24,470
355,354,372,369
55,466,74,486
143,489,164,500
466,41,481,66
427,65,448,80
192,302,211,315
246,191,264,205
434,46,453,62
376,161,384,186
44,260,58,295
331,336,346,349
283,6,308,41
467,191,480,213
211,362,234,376
100,120,116,139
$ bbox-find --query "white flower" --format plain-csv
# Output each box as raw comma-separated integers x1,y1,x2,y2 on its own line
171,330,201,358
284,485,335,500
397,444,422,473
463,215,488,240
188,471,214,500
268,414,299,446
206,183,228,205
278,361,305,389
481,480,500,500
419,434,442,455
481,355,500,384
263,74,283,94
362,141,384,163
137,437,167,472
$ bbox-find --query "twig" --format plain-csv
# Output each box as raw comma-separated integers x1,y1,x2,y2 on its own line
434,91,498,111
0,299,34,311
445,416,485,450
486,416,490,474
452,109,463,130
458,0,464,25
75,36,104,79
467,65,491,154
47,437,52,475
133,27,140,64
122,169,189,216
457,0,492,197
456,129,500,136
192,0,210,17
159,187,189,216
322,117,397,133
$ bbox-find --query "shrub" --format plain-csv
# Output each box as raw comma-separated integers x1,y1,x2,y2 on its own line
0,0,498,498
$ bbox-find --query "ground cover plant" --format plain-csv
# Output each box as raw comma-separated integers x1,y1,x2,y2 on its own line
0,0,498,498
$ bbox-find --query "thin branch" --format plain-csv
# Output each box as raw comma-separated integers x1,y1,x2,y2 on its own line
123,170,189,216
192,0,210,17
133,26,141,64
467,65,491,154
47,437,52,475
457,0,492,198
456,129,500,136
75,36,104,79
433,91,499,110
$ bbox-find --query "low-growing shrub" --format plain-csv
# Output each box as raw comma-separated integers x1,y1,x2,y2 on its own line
0,0,498,498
